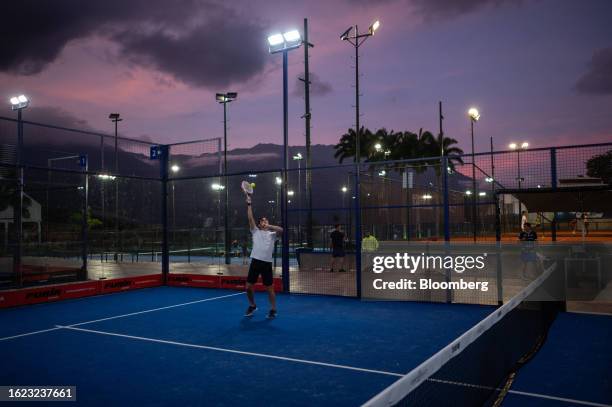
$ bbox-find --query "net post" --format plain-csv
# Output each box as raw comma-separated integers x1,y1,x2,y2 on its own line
550,148,558,242
160,145,170,284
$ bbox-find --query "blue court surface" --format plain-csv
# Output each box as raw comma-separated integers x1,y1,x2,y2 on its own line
501,312,612,407
0,287,493,406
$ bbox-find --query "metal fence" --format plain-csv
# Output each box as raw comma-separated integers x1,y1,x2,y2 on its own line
0,114,610,302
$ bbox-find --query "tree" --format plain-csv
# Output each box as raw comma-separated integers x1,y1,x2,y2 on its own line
586,150,612,184
333,127,375,163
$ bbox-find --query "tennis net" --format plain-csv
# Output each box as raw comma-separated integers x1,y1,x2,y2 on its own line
364,260,563,407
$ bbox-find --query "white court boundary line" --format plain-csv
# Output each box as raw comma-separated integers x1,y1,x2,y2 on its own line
0,292,244,342
55,325,612,407
55,324,404,378
427,378,612,407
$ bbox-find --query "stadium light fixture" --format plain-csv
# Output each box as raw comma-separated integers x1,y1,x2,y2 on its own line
509,142,529,150
293,152,303,161
287,190,294,196
521,142,529,149
211,183,225,191
485,177,494,183
171,164,180,173
422,194,433,200
268,30,302,54
248,174,257,178
275,177,282,185
10,94,29,110
97,174,116,181
341,186,348,193
468,107,480,122
465,190,472,195
378,170,386,176
479,191,486,197
369,20,380,35
374,143,382,151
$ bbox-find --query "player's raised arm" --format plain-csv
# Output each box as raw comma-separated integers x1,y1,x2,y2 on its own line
246,194,256,230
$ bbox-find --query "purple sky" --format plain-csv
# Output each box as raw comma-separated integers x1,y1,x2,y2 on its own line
1,0,611,154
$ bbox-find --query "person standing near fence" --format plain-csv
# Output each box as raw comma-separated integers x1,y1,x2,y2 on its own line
329,224,346,273
244,193,282,319
362,232,379,252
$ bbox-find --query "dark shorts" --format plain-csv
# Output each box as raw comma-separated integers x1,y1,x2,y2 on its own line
247,258,273,286
332,249,346,258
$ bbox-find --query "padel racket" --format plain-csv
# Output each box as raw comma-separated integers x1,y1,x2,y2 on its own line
241,180,254,195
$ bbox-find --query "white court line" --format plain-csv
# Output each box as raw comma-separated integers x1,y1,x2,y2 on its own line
0,292,244,342
67,292,244,327
0,327,62,342
56,325,404,378
428,378,612,407
508,390,612,407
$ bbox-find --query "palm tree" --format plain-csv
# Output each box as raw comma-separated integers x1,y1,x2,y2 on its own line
333,127,375,163
419,130,465,238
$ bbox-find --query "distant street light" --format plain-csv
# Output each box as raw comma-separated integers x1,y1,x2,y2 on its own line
108,113,122,261
293,152,304,242
468,107,480,242
10,94,29,279
509,141,529,213
10,94,29,110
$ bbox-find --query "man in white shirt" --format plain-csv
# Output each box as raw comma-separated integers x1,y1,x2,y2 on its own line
244,193,283,319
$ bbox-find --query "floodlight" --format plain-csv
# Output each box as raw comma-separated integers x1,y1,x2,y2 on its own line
341,186,348,193
422,194,433,200
468,107,480,121
293,152,303,160
374,143,382,151
268,34,284,46
521,142,529,149
275,177,282,185
479,192,486,197
465,190,472,195
369,20,380,34
10,94,29,110
171,164,180,173
509,143,517,150
287,190,294,196
283,30,301,43
211,183,225,191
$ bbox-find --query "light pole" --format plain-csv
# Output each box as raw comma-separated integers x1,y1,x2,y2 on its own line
211,182,225,262
216,92,237,265
468,108,480,242
293,152,303,244
108,113,122,261
275,176,282,222
340,20,380,166
341,20,380,297
509,142,529,213
10,95,29,285
268,29,302,291
170,164,180,242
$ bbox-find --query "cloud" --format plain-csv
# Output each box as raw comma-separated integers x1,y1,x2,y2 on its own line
409,0,522,20
292,72,333,98
575,47,612,95
0,1,267,88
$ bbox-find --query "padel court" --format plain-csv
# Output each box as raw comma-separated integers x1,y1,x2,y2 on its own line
1,285,610,406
